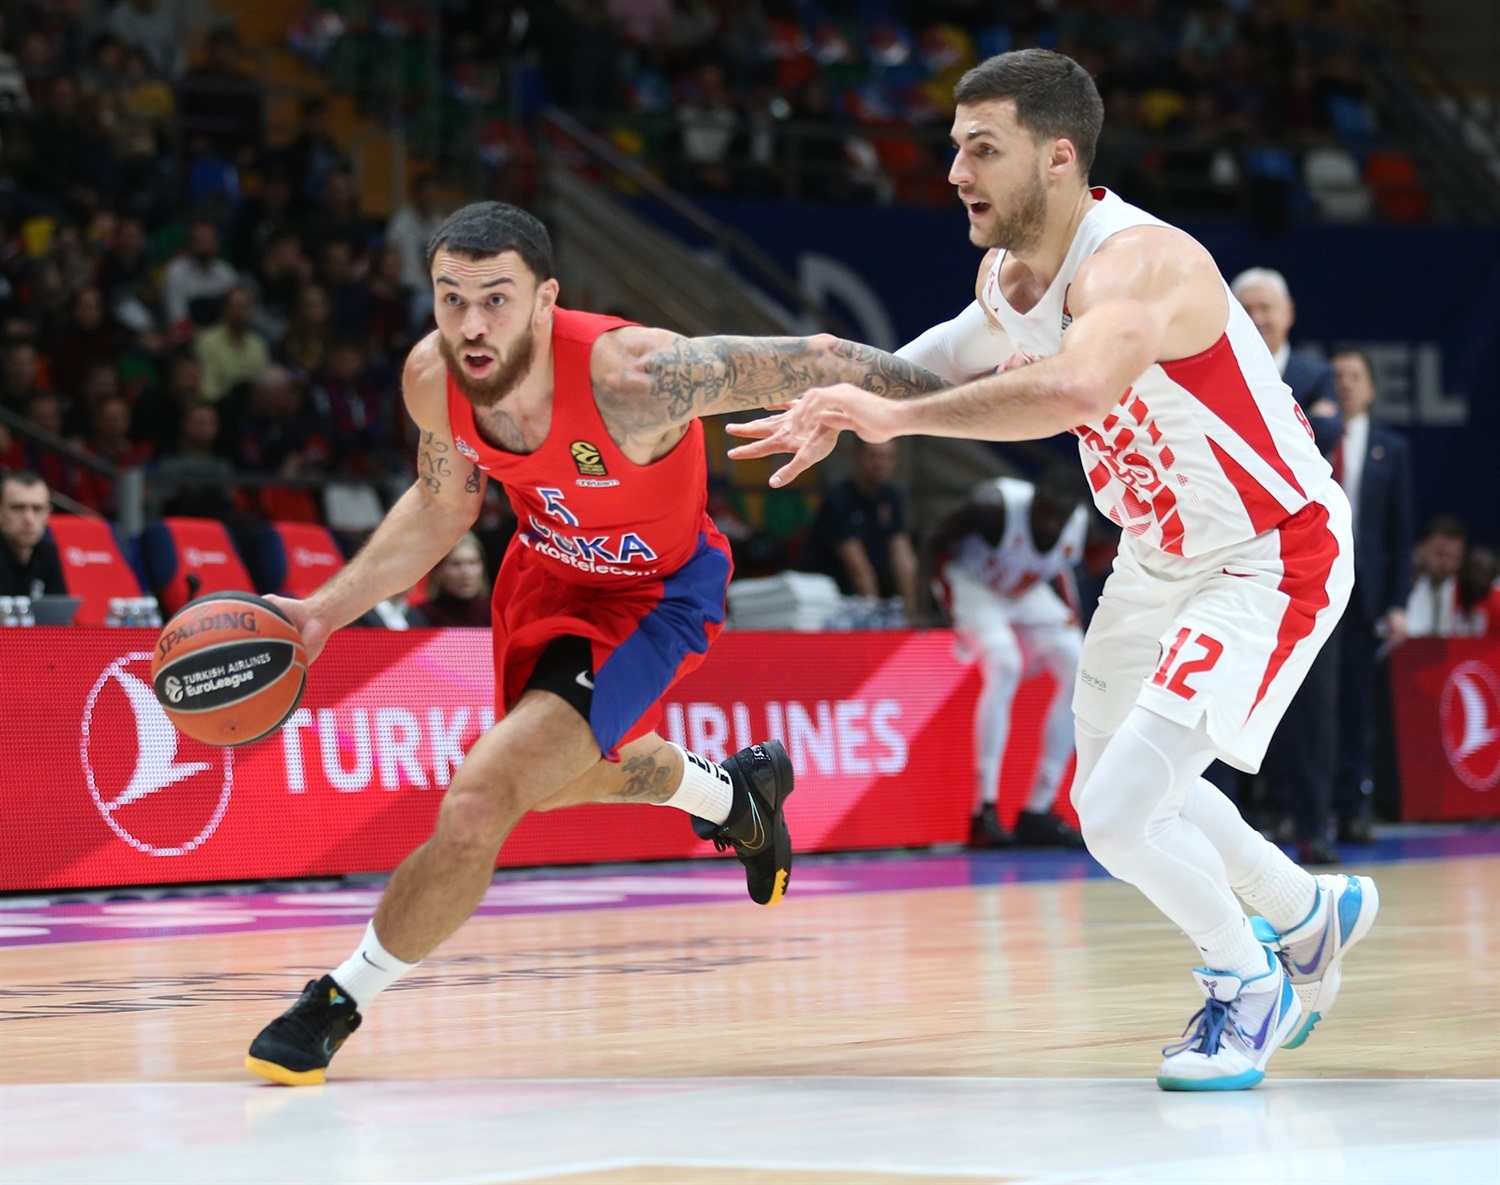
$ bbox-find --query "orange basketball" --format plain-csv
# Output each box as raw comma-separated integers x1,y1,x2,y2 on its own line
151,591,308,746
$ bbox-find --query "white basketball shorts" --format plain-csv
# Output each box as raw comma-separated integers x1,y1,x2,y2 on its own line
1073,485,1353,772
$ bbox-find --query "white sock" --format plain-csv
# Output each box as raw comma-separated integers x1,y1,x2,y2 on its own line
331,921,419,1007
1230,843,1320,935
654,744,733,823
1193,911,1273,980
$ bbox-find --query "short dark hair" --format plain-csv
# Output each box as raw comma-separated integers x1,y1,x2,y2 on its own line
1330,347,1375,383
426,202,554,280
954,49,1104,176
2,470,46,493
1425,514,1468,542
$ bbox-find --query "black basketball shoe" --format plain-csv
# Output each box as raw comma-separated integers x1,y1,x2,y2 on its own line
245,974,362,1085
692,740,795,906
1012,809,1087,849
967,804,1013,849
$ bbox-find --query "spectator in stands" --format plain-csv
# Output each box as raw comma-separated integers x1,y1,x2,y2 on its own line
1331,347,1413,843
83,394,151,516
315,239,370,337
1,340,44,415
927,471,1089,850
194,284,270,401
798,437,921,625
279,282,334,379
181,133,241,221
135,351,203,455
162,217,239,328
232,364,325,477
247,228,311,342
408,532,492,628
364,244,417,360
20,74,115,220
107,0,181,79
273,97,347,208
46,287,123,402
81,32,128,98
232,165,296,265
300,169,375,258
63,360,124,440
0,14,32,114
151,398,235,518
4,391,95,509
96,214,160,338
0,469,64,599
674,61,740,195
175,27,263,159
386,174,448,293
1406,515,1468,637
310,337,400,477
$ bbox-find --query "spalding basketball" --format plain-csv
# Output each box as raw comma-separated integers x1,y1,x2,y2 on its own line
151,591,307,746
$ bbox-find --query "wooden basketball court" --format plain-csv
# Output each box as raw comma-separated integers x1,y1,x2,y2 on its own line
2,842,1497,1183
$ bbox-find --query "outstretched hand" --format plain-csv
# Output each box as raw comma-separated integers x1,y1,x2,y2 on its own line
725,384,906,487
264,594,333,663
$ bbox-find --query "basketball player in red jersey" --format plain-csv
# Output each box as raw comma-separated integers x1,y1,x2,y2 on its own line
245,202,944,1084
729,51,1380,1091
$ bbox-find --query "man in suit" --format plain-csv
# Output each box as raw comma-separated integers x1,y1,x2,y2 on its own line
1330,348,1413,842
1219,269,1344,862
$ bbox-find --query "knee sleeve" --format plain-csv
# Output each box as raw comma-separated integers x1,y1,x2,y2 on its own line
1072,707,1217,877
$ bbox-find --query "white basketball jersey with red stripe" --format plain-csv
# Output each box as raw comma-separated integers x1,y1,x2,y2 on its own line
949,476,1088,598
978,188,1331,558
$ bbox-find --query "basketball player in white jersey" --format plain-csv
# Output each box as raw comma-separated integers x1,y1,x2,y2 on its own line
729,49,1380,1091
925,471,1088,848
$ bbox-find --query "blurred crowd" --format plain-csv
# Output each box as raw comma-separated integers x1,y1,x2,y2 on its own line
0,1,481,543
394,0,1392,211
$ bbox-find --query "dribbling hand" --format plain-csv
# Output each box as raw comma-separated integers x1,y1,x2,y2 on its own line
264,594,332,663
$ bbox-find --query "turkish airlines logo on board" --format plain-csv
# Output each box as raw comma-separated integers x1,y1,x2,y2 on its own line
1440,660,1500,792
79,653,234,856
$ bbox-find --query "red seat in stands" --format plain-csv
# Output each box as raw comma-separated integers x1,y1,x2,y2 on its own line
47,514,145,625
142,517,255,614
259,521,345,598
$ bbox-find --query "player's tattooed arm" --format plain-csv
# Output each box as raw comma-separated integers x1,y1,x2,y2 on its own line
465,465,482,494
417,428,453,495
600,332,946,432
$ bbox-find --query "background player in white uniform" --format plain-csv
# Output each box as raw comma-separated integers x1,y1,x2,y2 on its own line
729,49,1380,1091
926,472,1088,848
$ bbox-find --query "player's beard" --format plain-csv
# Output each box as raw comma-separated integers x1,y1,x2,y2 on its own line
976,167,1048,254
439,324,537,409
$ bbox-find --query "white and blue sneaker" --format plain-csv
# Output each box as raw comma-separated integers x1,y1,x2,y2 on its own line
1156,948,1301,1092
1251,873,1379,1049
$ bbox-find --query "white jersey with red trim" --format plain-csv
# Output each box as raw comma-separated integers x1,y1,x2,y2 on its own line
978,188,1331,558
947,476,1088,601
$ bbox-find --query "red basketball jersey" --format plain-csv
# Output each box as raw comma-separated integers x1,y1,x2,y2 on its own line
445,308,721,584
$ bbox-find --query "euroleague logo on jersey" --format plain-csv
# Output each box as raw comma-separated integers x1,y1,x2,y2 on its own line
1439,659,1500,791
570,440,608,477
79,653,234,856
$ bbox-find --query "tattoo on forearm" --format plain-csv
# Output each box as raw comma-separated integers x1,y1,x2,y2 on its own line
631,336,946,427
417,429,451,494
826,339,946,400
617,751,676,802
465,465,481,493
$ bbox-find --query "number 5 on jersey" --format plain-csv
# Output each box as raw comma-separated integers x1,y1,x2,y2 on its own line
1151,628,1224,701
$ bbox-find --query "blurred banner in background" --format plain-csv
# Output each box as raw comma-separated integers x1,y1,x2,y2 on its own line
1391,637,1500,822
0,628,1084,892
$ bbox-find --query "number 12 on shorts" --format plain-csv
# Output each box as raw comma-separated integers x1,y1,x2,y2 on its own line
1151,628,1224,700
